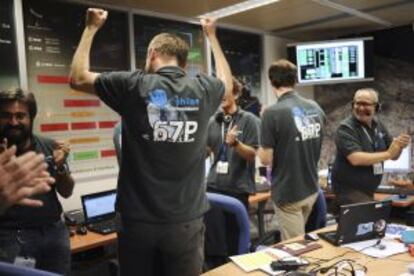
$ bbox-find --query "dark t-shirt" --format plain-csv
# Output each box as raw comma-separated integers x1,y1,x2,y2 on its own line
207,109,260,194
332,115,392,194
0,136,64,228
95,66,224,223
261,92,325,204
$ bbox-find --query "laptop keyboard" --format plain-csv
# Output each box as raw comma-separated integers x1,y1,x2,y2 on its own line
88,219,117,235
318,230,337,244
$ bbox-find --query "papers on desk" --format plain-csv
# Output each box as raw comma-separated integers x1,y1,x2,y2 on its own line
386,223,414,239
342,238,407,258
229,248,291,272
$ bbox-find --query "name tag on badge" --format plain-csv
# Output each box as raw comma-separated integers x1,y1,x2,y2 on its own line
216,161,229,174
373,163,383,175
14,256,36,268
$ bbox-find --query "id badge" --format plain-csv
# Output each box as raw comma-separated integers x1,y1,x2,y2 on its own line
14,256,36,268
373,163,383,175
216,161,229,174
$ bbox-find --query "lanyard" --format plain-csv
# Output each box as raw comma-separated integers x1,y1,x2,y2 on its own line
218,120,234,161
361,126,377,149
221,120,234,142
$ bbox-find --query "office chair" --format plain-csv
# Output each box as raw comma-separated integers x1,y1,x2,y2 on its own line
205,192,250,254
305,189,327,232
0,261,59,276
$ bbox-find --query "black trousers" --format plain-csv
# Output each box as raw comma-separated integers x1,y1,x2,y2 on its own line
117,217,205,276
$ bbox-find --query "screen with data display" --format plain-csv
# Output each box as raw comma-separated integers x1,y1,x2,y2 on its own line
288,37,374,85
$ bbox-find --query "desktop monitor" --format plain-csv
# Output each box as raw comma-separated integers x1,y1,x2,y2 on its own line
384,144,412,173
287,37,374,85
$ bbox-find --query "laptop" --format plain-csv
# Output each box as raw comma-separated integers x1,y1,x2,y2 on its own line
318,200,392,246
81,189,117,235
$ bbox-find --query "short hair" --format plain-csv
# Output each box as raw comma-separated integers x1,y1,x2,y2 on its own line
354,88,379,103
268,59,297,89
148,33,189,68
232,77,242,97
0,89,37,120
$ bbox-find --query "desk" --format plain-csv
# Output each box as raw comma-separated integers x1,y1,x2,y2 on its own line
70,231,117,254
202,225,413,276
249,192,271,239
374,193,414,208
324,191,414,208
69,193,271,253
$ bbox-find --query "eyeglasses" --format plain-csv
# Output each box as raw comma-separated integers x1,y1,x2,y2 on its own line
0,112,28,121
353,101,377,108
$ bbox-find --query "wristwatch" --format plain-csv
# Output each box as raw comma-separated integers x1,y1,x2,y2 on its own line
231,139,240,147
56,163,70,176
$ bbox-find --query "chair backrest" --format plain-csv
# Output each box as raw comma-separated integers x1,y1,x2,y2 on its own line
206,192,250,254
305,189,327,232
0,261,59,276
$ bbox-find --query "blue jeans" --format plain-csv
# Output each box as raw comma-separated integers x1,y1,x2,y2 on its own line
0,220,71,275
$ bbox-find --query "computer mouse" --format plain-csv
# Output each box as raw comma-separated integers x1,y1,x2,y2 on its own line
76,225,88,235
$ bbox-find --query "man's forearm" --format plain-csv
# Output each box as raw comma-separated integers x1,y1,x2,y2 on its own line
347,151,391,166
233,142,256,162
207,34,233,96
56,174,75,198
258,147,273,166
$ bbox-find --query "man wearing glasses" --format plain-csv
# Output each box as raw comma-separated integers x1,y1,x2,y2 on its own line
332,88,410,210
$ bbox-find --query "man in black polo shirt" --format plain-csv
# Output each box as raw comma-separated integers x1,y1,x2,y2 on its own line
207,78,259,208
332,88,410,208
0,89,74,275
259,59,325,240
205,78,259,263
70,8,232,276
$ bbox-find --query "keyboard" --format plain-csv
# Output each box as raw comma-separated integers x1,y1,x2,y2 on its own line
376,186,414,195
87,219,117,235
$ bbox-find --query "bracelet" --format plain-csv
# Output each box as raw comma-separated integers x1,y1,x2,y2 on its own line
56,163,70,176
231,139,240,147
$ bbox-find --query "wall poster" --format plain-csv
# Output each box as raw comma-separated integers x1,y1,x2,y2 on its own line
23,0,130,181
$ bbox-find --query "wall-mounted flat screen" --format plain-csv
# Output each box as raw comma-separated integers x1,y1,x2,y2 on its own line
287,37,374,85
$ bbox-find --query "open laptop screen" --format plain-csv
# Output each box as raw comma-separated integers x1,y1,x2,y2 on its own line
81,190,116,223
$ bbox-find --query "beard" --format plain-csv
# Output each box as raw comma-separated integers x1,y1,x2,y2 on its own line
0,124,31,147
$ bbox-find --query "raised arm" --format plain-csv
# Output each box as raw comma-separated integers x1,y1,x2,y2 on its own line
201,17,233,98
53,141,75,198
69,8,108,95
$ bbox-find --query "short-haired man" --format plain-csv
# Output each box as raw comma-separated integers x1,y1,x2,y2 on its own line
259,59,326,240
0,89,74,275
205,78,259,261
332,88,410,207
207,78,259,208
70,8,232,276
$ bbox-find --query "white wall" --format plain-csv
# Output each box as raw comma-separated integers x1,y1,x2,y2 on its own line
59,176,117,211
261,34,314,106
